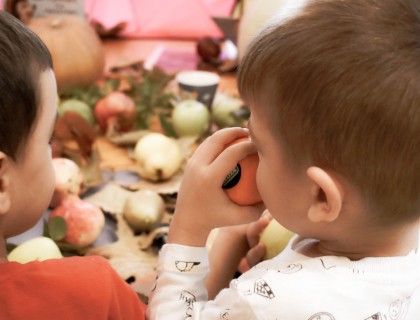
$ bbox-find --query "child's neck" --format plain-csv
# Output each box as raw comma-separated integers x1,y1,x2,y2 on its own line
0,236,8,264
297,220,419,260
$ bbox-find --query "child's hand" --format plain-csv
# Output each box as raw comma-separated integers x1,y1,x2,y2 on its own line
239,211,272,272
206,212,272,299
168,127,265,246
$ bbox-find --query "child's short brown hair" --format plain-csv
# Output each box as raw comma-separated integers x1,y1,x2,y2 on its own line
0,11,52,160
238,0,420,225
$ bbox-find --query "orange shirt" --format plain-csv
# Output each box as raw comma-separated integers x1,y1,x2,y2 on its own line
0,255,146,319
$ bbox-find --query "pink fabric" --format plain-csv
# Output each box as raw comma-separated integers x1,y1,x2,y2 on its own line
200,0,236,17
85,0,235,39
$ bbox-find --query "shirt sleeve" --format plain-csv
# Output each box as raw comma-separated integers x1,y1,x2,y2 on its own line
147,244,257,320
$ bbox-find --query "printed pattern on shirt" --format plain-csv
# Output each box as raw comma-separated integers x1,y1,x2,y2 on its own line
254,279,275,299
180,290,196,319
307,312,335,320
176,260,201,272
149,240,420,320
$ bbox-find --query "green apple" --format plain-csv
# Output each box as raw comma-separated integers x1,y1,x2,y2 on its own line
8,237,63,263
59,99,95,125
260,219,295,260
172,99,210,137
212,93,244,128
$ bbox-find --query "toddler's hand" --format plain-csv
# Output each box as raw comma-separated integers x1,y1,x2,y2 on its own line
238,211,272,272
168,128,265,246
206,211,272,298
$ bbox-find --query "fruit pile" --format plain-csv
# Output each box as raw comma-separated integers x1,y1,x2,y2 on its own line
7,62,253,299
53,62,251,183
4,15,255,299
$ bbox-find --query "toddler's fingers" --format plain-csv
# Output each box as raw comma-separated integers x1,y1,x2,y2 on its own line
247,212,272,247
246,243,266,268
238,257,250,273
211,140,257,185
191,127,249,165
222,202,264,228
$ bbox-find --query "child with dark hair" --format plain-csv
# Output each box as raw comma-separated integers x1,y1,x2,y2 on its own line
148,0,420,318
0,11,146,319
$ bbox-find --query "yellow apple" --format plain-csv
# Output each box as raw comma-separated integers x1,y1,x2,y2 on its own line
123,190,165,232
260,219,295,259
8,237,63,263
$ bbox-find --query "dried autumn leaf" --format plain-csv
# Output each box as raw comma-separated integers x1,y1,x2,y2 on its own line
85,213,166,298
54,112,96,159
84,183,131,216
96,137,137,171
109,129,150,146
122,170,183,195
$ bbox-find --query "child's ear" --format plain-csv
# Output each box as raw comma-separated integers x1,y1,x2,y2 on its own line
0,153,11,215
306,166,344,223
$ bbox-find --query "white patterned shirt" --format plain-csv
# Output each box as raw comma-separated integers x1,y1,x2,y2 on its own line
148,235,420,319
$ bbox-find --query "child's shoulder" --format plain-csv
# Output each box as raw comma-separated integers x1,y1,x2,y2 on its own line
2,255,110,278
0,256,145,319
0,256,116,293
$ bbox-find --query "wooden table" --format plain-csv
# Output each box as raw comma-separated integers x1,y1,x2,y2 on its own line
102,38,238,94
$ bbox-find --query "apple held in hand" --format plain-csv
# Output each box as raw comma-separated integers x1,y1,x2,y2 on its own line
222,137,262,206
172,99,210,137
49,195,105,247
260,219,295,259
8,237,63,263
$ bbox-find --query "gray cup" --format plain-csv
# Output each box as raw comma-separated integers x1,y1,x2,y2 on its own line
176,71,220,110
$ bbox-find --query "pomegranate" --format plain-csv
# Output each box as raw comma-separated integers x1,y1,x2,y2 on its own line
94,91,137,136
49,195,105,247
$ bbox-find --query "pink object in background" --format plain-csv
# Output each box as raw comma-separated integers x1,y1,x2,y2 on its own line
144,45,200,73
85,0,139,34
201,0,236,17
85,0,235,39
0,1,3,10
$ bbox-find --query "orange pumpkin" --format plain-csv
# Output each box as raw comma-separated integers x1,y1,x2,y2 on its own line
29,16,105,91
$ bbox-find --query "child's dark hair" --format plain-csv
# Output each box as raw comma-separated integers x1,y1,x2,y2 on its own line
0,11,53,160
6,0,26,19
238,0,420,225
